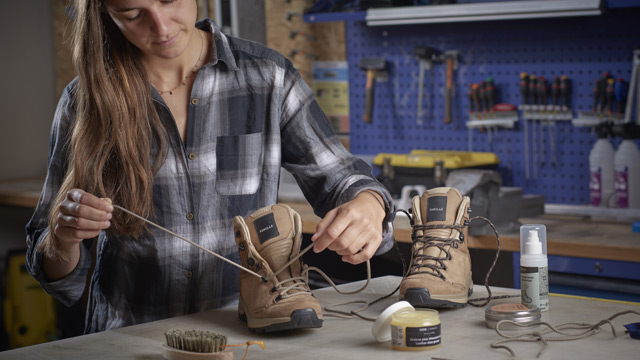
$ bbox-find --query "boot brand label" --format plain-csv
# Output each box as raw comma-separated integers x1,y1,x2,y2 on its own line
254,213,280,244
426,196,447,222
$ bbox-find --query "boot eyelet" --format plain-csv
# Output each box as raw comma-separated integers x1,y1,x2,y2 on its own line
235,231,241,238
467,208,472,213
248,258,255,266
463,220,469,226
275,294,282,302
255,263,262,271
270,286,278,293
459,233,465,241
453,242,459,248
238,243,245,251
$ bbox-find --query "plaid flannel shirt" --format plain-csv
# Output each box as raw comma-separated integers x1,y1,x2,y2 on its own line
26,19,394,334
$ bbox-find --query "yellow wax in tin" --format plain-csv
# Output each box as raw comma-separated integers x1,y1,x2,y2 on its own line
390,309,441,351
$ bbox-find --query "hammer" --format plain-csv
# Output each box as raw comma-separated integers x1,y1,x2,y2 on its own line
444,50,459,124
359,58,386,123
414,47,437,125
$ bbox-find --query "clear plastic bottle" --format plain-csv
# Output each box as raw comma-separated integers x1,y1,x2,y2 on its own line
520,224,549,311
614,138,640,209
589,127,615,207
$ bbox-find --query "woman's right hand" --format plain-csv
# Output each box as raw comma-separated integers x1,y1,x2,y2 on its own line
54,189,113,251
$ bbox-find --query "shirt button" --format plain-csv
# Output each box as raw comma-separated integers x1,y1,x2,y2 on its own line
186,270,192,278
186,212,194,220
188,152,196,160
191,98,199,105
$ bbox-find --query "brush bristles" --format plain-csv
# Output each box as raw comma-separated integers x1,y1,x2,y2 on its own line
165,329,227,353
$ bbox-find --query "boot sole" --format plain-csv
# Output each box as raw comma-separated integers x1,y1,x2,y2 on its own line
239,308,323,333
401,275,474,309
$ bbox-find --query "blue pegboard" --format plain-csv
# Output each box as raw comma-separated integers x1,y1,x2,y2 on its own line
345,9,640,204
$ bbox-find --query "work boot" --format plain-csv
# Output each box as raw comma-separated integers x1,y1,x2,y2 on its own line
399,187,473,308
233,204,323,333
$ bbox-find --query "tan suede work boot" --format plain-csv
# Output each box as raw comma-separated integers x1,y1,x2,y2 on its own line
234,204,323,333
399,187,473,308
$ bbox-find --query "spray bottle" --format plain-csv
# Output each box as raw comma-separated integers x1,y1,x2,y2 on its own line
589,124,615,207
520,224,549,311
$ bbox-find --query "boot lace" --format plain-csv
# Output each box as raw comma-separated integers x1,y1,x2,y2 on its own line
408,222,467,280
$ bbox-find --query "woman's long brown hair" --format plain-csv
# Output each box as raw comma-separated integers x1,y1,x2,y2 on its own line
42,0,167,258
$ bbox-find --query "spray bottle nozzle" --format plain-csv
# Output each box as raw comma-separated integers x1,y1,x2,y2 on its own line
525,230,542,255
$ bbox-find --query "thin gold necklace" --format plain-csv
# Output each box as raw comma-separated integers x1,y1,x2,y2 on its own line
155,29,205,96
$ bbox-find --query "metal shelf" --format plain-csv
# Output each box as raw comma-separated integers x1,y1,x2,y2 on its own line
366,0,602,26
303,11,366,23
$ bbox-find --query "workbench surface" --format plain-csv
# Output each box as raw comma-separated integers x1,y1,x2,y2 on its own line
1,177,638,262
287,202,640,263
1,276,638,359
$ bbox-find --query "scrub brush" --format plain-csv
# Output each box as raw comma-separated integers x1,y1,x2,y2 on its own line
163,329,233,359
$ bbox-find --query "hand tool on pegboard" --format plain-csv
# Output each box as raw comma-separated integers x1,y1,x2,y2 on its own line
528,74,538,179
520,72,530,180
414,46,437,125
444,50,459,124
550,76,561,167
289,30,317,41
615,78,628,115
359,58,387,123
624,48,640,125
537,76,547,167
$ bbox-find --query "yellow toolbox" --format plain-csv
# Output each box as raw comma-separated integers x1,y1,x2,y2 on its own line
3,251,57,348
373,150,500,196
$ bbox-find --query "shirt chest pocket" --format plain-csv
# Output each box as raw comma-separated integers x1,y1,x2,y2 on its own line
215,132,264,195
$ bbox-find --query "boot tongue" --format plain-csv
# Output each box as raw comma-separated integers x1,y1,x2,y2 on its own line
415,187,464,267
245,205,299,282
420,187,463,227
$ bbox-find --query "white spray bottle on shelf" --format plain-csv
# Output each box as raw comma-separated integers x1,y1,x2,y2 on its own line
520,224,549,311
589,125,615,207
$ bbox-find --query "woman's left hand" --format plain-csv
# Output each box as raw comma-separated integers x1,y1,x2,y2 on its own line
311,191,386,265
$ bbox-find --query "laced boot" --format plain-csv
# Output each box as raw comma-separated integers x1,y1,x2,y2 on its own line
233,204,323,333
399,187,473,308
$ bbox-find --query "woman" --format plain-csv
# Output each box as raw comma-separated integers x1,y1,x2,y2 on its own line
26,0,394,333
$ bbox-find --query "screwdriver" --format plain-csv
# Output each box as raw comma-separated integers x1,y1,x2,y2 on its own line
598,72,611,112
537,76,547,166
551,76,560,112
469,84,476,114
471,83,481,118
529,75,538,106
486,77,496,115
520,72,530,180
592,78,601,112
528,75,538,179
479,81,488,113
605,78,615,113
614,78,627,114
520,72,529,105
537,76,548,107
560,75,570,110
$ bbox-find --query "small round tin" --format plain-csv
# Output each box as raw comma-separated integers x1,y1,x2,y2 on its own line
485,303,541,330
